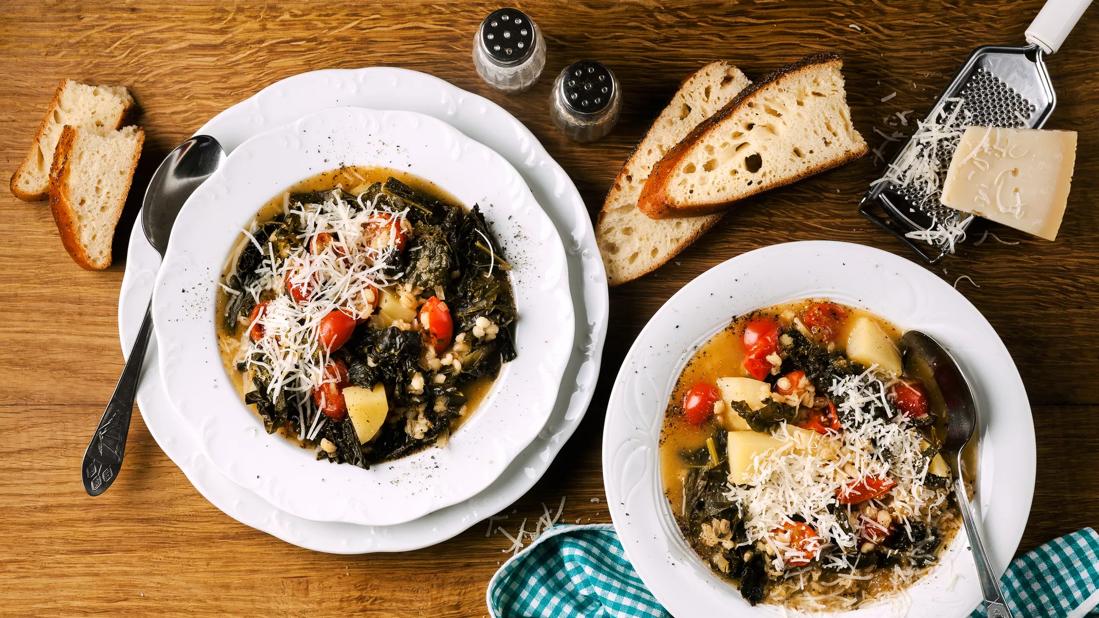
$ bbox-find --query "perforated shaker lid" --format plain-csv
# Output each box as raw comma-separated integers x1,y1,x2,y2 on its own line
479,8,536,66
559,60,615,116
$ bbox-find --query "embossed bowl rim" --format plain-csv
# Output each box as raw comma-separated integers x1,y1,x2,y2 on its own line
152,106,574,527
602,241,1034,617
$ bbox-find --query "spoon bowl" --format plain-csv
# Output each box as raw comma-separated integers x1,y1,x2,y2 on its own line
142,135,227,255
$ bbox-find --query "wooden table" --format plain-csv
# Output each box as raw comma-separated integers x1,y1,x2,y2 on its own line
2,1,1096,615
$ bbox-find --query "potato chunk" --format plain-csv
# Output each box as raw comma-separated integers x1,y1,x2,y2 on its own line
716,377,771,431
343,384,389,444
727,431,785,484
370,290,417,328
846,316,902,377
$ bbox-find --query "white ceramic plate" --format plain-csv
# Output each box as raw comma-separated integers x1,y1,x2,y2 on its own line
152,106,574,527
603,241,1034,617
119,67,607,551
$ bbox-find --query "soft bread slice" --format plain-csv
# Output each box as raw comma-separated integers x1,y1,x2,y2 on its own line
48,125,144,270
638,53,868,218
10,80,134,201
597,62,751,285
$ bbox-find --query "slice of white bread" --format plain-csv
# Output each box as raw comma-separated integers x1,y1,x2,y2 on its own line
48,125,144,270
10,80,134,201
597,62,751,286
638,53,868,218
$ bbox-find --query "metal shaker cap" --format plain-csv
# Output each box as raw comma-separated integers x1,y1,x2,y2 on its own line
478,8,536,66
559,60,615,115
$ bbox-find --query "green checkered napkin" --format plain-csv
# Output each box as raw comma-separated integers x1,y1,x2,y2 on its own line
487,524,1099,618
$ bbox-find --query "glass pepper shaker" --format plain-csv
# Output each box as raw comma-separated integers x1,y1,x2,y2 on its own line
551,60,621,142
473,8,546,93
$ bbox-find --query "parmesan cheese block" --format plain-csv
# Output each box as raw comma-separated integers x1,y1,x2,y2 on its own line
940,127,1077,241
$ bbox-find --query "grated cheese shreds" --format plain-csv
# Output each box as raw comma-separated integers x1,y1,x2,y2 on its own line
726,366,951,588
237,189,409,435
871,97,975,253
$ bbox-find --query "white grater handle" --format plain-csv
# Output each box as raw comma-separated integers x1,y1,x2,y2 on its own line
1025,0,1092,54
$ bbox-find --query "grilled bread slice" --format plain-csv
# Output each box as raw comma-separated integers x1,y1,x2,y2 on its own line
638,53,867,218
10,80,134,201
597,61,751,285
48,125,144,270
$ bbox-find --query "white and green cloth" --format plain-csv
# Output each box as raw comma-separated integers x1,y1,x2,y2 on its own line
488,524,1099,618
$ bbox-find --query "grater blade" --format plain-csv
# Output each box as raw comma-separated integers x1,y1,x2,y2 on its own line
860,44,1055,263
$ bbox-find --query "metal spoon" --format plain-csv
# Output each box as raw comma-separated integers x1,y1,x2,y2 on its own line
901,331,1013,618
82,135,226,497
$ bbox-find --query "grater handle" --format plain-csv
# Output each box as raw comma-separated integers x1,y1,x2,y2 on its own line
1025,0,1092,54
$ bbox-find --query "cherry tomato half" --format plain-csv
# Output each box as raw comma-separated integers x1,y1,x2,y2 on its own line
284,270,314,303
247,301,268,342
888,379,930,419
771,521,820,567
364,214,408,252
836,476,897,505
683,382,720,426
318,310,357,352
798,401,842,435
859,515,893,545
418,296,453,354
801,301,848,342
775,370,807,397
742,318,781,380
312,358,350,421
742,317,781,353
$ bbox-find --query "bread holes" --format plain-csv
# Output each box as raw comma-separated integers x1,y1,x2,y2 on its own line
745,122,755,131
683,162,697,174
763,124,778,136
731,131,744,139
720,73,735,87
811,91,826,97
744,153,763,174
793,146,804,158
627,251,639,264
764,105,783,118
622,226,634,237
704,144,715,155
649,247,659,258
605,241,619,254
734,142,748,153
625,174,633,183
678,103,692,121
702,159,717,172
703,85,712,100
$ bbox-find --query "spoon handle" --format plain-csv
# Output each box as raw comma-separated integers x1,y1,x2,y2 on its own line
82,302,154,496
953,468,1013,617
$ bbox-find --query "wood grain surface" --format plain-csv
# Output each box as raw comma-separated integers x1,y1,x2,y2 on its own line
2,1,1097,615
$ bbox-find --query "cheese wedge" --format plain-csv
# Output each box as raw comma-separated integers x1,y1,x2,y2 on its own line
940,127,1077,241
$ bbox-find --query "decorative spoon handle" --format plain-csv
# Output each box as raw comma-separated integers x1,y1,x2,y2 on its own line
954,467,1014,617
82,303,154,496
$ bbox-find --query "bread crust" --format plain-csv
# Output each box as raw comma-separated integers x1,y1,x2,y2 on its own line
597,61,738,285
638,53,868,219
48,126,145,270
10,80,133,202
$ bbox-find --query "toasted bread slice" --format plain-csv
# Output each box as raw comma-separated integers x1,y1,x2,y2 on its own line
597,62,751,285
10,80,134,201
638,53,867,218
48,125,144,270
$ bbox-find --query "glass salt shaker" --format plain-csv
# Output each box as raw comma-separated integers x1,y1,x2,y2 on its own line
473,8,546,93
551,60,621,142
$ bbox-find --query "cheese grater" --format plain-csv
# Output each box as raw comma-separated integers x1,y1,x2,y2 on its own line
860,0,1091,263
